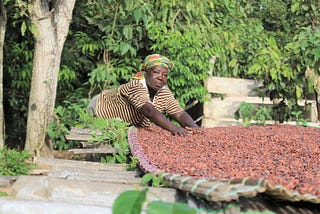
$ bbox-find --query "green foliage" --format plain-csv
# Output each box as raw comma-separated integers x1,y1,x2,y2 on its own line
235,102,272,126
87,63,120,95
147,201,196,214
234,99,307,126
4,39,33,146
279,101,306,123
290,109,307,124
287,25,320,95
0,146,34,176
254,106,273,125
127,156,139,171
47,98,132,164
66,0,151,94
0,192,9,197
68,0,216,105
209,1,268,79
112,189,275,214
47,97,133,166
56,65,79,100
47,101,87,150
140,173,168,188
112,189,147,214
248,37,299,102
112,189,197,214
4,0,320,149
148,23,212,105
235,102,255,127
91,117,130,164
144,0,222,105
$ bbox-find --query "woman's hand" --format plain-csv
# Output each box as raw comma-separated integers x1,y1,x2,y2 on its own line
171,126,189,136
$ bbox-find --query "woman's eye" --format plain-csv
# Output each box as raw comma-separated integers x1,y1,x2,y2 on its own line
152,69,168,77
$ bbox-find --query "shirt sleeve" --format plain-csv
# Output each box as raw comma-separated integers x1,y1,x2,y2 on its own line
119,80,151,110
154,88,184,115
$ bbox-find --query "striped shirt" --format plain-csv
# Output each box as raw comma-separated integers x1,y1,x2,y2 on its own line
94,79,183,127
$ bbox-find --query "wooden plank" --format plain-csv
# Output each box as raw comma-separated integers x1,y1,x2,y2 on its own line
35,157,129,171
64,134,112,143
201,117,242,128
46,178,179,205
48,168,141,184
65,133,96,141
70,127,103,135
79,141,111,148
205,77,264,96
64,127,118,154
201,117,278,128
0,176,18,187
209,96,273,104
67,148,118,154
65,127,104,141
65,127,111,143
203,97,274,119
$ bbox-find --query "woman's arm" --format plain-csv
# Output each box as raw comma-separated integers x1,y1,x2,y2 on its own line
170,111,199,129
141,102,190,135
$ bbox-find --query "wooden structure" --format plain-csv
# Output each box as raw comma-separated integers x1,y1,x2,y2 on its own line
0,157,180,213
64,127,118,154
202,76,318,127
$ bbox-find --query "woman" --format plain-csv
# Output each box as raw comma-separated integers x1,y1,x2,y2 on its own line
88,54,198,135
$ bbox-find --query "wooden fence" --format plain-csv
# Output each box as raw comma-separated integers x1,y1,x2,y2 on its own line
201,76,318,128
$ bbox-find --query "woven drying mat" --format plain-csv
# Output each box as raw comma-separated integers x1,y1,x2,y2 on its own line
127,126,320,209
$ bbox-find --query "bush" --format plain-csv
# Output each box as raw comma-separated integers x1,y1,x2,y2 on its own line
0,146,35,176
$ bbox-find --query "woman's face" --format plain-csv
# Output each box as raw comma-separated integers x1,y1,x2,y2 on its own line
145,66,169,92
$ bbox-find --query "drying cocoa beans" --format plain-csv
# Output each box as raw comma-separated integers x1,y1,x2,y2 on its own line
137,125,320,198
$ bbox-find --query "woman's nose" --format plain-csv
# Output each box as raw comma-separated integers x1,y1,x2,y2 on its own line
159,74,167,81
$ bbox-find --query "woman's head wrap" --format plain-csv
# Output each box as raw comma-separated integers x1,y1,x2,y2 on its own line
132,54,173,80
142,54,173,71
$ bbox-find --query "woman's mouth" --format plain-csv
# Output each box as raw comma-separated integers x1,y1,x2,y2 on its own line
155,83,164,88
154,80,164,87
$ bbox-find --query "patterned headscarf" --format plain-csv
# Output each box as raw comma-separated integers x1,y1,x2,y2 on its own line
142,54,174,71
133,54,173,80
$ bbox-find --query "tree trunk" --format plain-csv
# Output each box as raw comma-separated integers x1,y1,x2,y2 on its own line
315,92,320,121
0,0,6,149
25,0,76,157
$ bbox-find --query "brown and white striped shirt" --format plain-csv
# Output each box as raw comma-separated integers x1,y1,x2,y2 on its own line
94,79,183,127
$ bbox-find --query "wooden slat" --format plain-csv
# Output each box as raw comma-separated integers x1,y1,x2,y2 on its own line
205,76,264,96
67,148,118,154
36,157,129,171
79,141,112,148
70,127,103,135
65,133,96,141
65,127,111,143
203,97,274,120
0,176,18,186
64,127,117,154
64,134,112,143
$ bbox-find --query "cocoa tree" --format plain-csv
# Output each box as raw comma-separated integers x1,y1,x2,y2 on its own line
0,0,6,149
25,0,76,157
